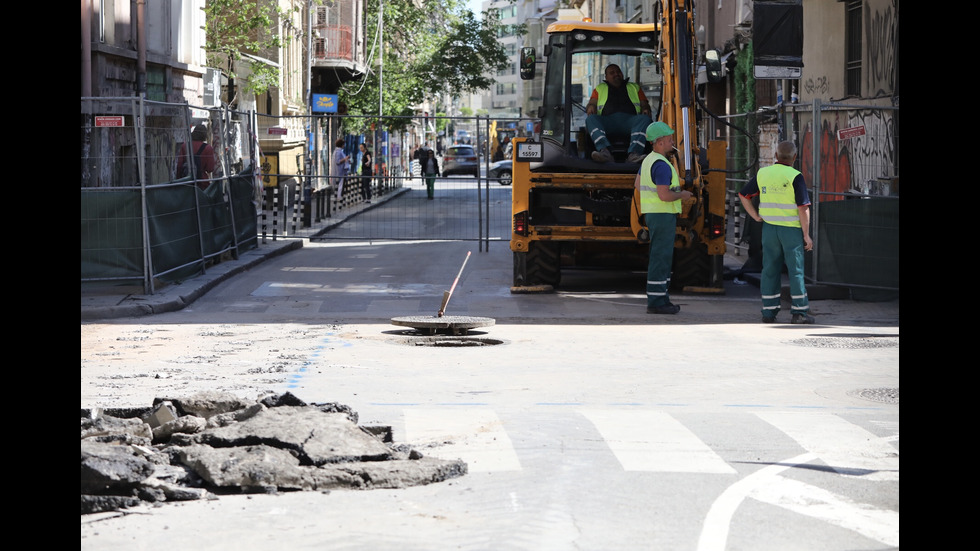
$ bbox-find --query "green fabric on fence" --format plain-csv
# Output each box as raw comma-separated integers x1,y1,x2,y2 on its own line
816,198,899,300
145,183,205,282
82,173,260,287
80,189,144,281
229,172,259,252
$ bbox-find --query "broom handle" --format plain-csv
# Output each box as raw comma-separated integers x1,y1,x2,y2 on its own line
438,251,471,317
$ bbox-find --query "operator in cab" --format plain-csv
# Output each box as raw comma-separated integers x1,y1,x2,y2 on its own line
585,64,653,164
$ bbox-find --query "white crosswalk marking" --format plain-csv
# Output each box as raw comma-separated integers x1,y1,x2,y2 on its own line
580,409,737,473
756,411,899,481
403,408,521,472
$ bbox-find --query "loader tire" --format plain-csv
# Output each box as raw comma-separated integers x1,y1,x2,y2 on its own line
672,242,715,290
514,242,561,287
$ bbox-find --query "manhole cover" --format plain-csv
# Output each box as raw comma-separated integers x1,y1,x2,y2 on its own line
790,335,899,349
390,316,495,336
848,387,899,404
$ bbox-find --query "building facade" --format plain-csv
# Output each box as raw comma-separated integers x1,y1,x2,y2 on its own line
82,0,207,103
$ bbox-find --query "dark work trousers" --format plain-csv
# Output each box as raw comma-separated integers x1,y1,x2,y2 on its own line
760,222,809,319
361,173,372,201
644,212,677,308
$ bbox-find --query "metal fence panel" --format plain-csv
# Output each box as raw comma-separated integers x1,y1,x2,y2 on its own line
81,97,261,294
80,188,145,283
795,99,899,296
255,114,528,247
711,100,898,295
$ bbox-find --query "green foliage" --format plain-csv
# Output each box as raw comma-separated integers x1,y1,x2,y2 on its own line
734,41,757,184
435,112,449,133
204,0,293,103
430,10,512,94
339,0,517,133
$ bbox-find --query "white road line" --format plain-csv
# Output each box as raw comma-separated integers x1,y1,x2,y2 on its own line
748,476,899,547
756,411,899,481
580,410,736,473
699,452,899,551
402,408,521,472
699,452,811,551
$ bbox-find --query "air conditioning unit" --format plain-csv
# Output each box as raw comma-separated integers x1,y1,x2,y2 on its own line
736,0,753,27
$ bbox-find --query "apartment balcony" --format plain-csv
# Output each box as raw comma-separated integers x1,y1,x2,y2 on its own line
310,0,367,92
314,26,354,63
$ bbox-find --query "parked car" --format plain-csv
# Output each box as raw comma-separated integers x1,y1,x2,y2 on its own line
488,160,512,186
442,144,480,178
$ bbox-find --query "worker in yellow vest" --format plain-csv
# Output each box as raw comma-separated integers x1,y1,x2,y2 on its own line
635,122,691,314
738,141,815,324
585,64,652,164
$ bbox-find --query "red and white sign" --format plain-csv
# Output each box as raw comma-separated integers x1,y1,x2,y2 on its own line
95,116,125,127
837,126,866,140
267,127,288,135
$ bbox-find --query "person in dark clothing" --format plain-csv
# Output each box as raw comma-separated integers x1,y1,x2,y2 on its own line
421,149,440,200
359,143,373,203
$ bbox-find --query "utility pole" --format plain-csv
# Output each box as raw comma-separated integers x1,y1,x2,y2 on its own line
304,1,314,227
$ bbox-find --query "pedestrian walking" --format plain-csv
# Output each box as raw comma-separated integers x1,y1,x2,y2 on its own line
359,143,373,203
422,149,440,200
635,121,691,314
738,140,815,324
333,139,351,201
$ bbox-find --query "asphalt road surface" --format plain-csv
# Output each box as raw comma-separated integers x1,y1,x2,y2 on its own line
81,189,899,550
81,178,899,551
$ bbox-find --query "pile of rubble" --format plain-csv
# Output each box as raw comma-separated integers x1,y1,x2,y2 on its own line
80,391,467,515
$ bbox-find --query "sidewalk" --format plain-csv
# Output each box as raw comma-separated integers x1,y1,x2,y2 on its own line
81,238,302,321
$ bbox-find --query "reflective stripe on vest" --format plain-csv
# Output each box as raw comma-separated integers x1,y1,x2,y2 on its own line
757,164,802,227
596,82,642,115
639,152,682,214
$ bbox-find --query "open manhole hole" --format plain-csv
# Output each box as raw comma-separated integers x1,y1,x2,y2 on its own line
405,336,505,347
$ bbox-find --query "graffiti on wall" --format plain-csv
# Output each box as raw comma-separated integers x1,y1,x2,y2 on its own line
800,108,896,200
848,109,897,196
866,3,897,97
801,118,852,201
803,75,830,97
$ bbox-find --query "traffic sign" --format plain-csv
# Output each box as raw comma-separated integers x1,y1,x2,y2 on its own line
95,116,124,127
837,126,866,141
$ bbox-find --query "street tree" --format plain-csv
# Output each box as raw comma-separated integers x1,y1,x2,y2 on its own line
340,0,518,134
204,0,296,107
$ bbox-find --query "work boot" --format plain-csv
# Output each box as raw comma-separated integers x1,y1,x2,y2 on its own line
791,313,815,324
647,303,680,314
591,148,614,164
626,152,646,163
